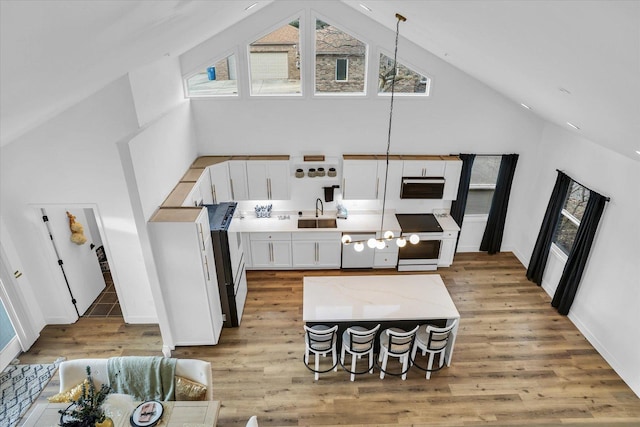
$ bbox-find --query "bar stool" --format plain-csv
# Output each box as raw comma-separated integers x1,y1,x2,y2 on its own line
378,326,419,380
303,324,338,380
340,324,380,381
411,320,458,379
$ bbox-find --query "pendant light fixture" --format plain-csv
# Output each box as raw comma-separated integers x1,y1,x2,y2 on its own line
341,13,419,252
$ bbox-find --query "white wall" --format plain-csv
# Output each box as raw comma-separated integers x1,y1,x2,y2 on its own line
0,76,158,325
514,123,640,397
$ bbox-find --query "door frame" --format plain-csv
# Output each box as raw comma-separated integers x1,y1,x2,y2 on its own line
32,203,123,322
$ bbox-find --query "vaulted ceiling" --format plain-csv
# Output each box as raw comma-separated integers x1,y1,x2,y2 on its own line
1,0,638,160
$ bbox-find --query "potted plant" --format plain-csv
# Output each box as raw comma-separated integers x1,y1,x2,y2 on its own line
59,366,113,427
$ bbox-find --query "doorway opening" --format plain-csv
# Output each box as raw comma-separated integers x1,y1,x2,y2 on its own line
83,247,121,317
39,205,122,321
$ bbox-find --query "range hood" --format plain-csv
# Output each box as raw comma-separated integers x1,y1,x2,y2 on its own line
400,177,445,199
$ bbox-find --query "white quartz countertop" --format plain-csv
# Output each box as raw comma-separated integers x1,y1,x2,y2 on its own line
228,211,402,234
303,274,460,322
228,211,459,234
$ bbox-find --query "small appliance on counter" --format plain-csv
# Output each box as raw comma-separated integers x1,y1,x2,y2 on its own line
336,204,348,219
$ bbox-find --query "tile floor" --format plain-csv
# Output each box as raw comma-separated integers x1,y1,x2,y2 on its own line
84,272,121,317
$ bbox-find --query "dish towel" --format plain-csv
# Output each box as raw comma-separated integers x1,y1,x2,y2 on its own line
107,356,177,401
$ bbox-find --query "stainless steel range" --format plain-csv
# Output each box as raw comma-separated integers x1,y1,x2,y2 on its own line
395,213,444,271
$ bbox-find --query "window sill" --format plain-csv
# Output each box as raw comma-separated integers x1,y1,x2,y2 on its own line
550,243,569,263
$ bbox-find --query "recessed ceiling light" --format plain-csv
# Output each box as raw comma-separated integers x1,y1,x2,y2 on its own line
359,3,372,12
245,3,258,11
566,122,580,130
520,103,531,110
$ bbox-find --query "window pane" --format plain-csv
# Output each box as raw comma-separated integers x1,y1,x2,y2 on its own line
466,188,495,215
378,53,430,94
553,181,590,254
249,19,301,95
565,182,590,222
315,19,366,94
554,214,579,254
336,58,348,81
186,54,238,96
470,156,501,185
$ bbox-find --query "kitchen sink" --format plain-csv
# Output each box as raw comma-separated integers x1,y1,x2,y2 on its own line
297,218,338,229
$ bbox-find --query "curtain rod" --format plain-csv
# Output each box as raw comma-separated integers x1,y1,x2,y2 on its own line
556,169,611,202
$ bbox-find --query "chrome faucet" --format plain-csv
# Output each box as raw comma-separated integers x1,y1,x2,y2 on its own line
315,198,324,218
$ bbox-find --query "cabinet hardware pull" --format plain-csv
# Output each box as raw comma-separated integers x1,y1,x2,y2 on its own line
230,178,235,200
375,177,379,199
342,179,346,198
204,255,210,280
198,224,205,250
212,185,217,204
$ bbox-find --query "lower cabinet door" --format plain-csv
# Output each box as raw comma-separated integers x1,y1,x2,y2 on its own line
317,241,341,268
292,241,317,268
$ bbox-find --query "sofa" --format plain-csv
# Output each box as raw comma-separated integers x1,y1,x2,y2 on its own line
58,357,213,401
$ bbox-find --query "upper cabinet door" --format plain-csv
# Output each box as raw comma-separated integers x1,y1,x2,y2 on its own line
402,160,446,177
228,160,249,201
342,159,380,200
246,160,290,200
209,163,232,203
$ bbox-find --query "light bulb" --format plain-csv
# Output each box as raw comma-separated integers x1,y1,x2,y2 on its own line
383,230,394,240
396,237,407,247
354,242,364,252
367,238,377,248
409,234,420,244
341,234,352,244
376,240,386,249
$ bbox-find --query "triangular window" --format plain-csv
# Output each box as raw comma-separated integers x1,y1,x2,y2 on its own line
378,53,430,95
186,53,238,97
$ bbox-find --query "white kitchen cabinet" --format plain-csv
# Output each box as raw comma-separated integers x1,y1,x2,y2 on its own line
443,159,462,200
249,232,292,268
402,159,446,177
149,207,224,346
342,158,381,200
208,162,232,203
373,236,399,269
180,170,214,207
228,160,249,201
438,230,458,267
246,160,290,200
292,232,341,268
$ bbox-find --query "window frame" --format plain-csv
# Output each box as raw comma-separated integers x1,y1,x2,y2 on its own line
377,50,432,97
246,14,304,97
313,14,369,97
183,50,240,98
464,156,502,217
552,181,589,256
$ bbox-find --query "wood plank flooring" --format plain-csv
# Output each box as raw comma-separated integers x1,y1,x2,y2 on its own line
17,253,640,426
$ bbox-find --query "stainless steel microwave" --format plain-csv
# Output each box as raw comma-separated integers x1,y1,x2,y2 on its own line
400,177,445,199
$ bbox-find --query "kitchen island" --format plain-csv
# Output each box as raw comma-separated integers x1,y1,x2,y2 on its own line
303,274,460,365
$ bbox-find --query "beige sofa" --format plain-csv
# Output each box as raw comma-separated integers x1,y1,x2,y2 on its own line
58,358,213,401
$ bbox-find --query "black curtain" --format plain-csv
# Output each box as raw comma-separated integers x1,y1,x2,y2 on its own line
551,191,607,315
526,171,571,285
480,154,519,254
450,154,476,228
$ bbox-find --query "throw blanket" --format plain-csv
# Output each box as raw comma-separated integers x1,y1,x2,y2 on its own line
107,356,177,401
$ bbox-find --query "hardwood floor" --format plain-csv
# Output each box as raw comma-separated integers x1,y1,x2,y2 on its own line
17,253,640,426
